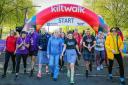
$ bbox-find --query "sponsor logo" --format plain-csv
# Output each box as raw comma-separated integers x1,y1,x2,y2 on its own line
51,5,85,13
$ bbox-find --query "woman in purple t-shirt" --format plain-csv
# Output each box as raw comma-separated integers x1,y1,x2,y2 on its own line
14,31,30,80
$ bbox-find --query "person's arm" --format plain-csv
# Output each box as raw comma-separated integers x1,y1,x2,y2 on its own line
38,35,42,49
83,37,88,48
16,38,23,49
76,44,80,54
91,41,96,48
61,44,66,56
47,37,51,58
4,37,8,52
83,42,88,48
75,39,80,54
91,36,96,48
24,38,30,48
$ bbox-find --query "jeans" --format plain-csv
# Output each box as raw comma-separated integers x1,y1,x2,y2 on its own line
108,54,124,78
3,51,15,75
49,54,60,79
15,54,28,73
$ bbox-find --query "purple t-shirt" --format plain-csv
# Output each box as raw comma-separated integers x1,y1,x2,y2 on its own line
16,37,30,54
27,32,39,51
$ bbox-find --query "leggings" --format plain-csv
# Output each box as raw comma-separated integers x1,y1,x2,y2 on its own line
15,54,28,73
3,51,15,74
59,56,64,69
108,54,124,78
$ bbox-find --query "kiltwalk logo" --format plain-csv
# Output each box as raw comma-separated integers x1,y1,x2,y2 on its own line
51,5,85,13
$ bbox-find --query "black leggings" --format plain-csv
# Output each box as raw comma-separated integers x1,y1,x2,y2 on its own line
3,51,15,75
108,54,124,78
59,56,64,69
16,54,28,73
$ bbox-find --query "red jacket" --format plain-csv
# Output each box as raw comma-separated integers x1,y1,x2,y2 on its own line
6,36,17,53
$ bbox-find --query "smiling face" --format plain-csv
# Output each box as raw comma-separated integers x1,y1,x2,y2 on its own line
68,33,73,39
21,33,26,38
86,29,91,36
111,28,117,35
98,32,103,38
54,30,60,37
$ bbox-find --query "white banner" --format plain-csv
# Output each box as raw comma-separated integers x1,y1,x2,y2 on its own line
45,17,88,26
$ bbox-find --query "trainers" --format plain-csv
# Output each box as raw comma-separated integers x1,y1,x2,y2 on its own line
1,74,6,78
30,69,33,77
53,78,57,81
46,69,49,74
120,81,125,85
97,66,100,71
50,73,53,79
24,69,27,74
37,72,42,78
85,70,88,78
108,74,113,80
100,64,104,70
70,81,75,85
14,75,18,80
120,77,125,85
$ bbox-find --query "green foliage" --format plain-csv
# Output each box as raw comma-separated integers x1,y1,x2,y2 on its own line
83,0,128,37
0,0,35,28
0,0,35,39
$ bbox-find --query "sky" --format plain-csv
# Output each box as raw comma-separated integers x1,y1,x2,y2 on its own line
32,0,84,13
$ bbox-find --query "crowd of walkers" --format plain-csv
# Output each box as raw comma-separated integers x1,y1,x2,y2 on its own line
0,27,126,85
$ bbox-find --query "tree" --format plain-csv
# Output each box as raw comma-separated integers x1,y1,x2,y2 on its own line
0,0,35,38
83,0,128,30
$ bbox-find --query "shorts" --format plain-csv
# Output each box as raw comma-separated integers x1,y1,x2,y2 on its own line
82,50,94,61
64,49,77,64
37,50,49,64
29,50,38,56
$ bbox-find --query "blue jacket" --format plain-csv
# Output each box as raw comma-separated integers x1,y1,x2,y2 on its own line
47,36,63,55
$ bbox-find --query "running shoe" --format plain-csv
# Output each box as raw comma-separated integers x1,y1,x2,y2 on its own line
53,78,57,81
1,74,6,78
24,69,27,74
120,81,125,85
100,64,104,70
97,66,100,71
46,69,49,74
85,70,88,78
70,81,75,85
37,72,42,78
14,75,18,80
30,69,34,77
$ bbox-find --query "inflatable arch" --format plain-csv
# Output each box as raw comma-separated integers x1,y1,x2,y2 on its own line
24,4,109,32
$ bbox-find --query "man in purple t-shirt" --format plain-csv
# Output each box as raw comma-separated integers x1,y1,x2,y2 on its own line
15,31,30,80
27,27,39,76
